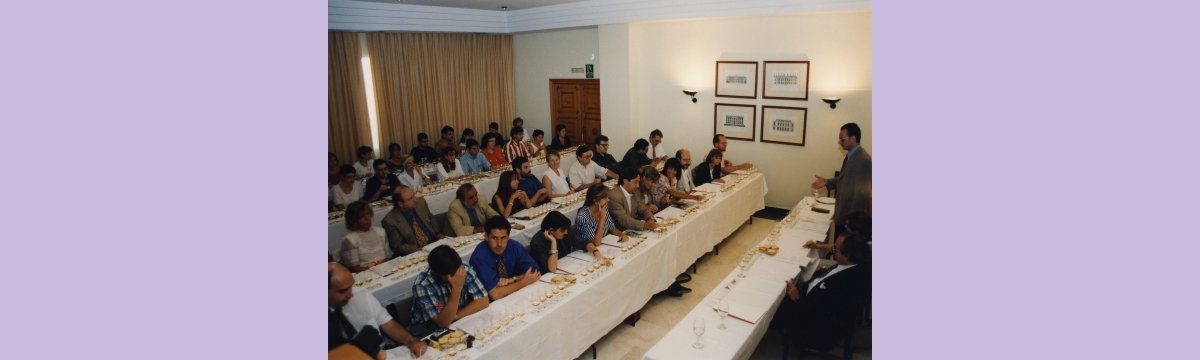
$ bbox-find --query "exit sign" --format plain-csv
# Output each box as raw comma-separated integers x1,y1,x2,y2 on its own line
571,68,584,73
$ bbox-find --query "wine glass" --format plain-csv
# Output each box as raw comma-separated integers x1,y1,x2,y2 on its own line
738,259,748,278
692,317,705,349
717,301,729,330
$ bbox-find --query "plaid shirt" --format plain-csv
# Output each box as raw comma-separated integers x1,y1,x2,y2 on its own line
410,264,488,327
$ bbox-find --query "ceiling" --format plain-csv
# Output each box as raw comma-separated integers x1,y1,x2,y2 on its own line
345,0,589,11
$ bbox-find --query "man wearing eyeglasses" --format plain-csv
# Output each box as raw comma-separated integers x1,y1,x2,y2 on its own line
591,135,622,176
382,186,446,256
810,123,872,237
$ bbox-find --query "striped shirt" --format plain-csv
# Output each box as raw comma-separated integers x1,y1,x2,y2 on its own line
505,140,529,163
573,205,616,244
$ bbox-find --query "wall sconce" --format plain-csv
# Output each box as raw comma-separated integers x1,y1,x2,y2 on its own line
822,98,841,109
682,90,698,103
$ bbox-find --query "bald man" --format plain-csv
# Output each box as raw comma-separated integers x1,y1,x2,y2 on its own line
329,262,427,359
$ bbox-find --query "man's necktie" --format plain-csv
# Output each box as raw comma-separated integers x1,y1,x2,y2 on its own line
497,259,509,279
467,206,481,226
411,215,429,247
816,264,839,279
335,308,358,338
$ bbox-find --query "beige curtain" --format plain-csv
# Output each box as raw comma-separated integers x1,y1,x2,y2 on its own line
328,31,372,167
367,33,515,157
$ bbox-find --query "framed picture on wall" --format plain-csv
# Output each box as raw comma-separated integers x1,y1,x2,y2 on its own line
715,61,758,99
762,61,810,100
759,105,807,146
714,103,757,142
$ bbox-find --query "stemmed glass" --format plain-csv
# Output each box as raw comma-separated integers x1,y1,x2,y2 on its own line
692,317,706,349
717,301,729,330
738,258,748,278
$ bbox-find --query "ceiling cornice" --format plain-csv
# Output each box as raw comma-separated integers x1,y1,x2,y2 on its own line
329,0,871,33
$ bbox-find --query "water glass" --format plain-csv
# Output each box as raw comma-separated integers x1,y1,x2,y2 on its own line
717,301,729,330
692,317,706,349
738,260,748,278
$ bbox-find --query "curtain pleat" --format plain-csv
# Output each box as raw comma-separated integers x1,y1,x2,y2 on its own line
328,31,372,166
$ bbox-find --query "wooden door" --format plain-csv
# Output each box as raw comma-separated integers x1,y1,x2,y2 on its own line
550,79,601,151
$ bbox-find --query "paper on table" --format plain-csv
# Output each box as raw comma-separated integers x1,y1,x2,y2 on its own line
776,228,826,248
720,276,779,324
655,205,682,219
555,257,589,274
770,246,816,266
746,256,804,283
694,183,722,193
564,250,597,263
789,220,830,234
599,234,624,248
538,272,559,283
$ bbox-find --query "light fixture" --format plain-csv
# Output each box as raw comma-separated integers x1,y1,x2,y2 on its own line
501,6,507,10
682,90,697,103
822,97,841,109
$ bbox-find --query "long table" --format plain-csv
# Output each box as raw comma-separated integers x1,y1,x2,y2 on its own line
379,173,766,360
641,197,836,360
328,152,579,253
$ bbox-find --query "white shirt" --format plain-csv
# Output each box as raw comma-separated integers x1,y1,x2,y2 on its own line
677,166,695,193
542,167,570,195
436,159,464,181
398,168,426,189
807,264,856,294
333,285,393,337
620,185,634,213
568,161,609,189
646,143,667,160
332,183,363,208
341,227,393,268
352,160,374,180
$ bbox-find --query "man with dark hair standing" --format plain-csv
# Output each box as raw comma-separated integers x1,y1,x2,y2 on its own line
469,217,541,300
647,129,668,162
712,134,753,174
511,156,551,206
330,262,428,358
607,167,658,231
591,135,621,175
411,246,490,330
810,122,871,236
620,138,655,171
435,126,465,153
410,133,439,164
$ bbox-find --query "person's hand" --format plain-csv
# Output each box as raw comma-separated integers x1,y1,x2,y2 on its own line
450,266,466,291
380,185,390,193
376,348,387,360
568,189,576,195
600,255,613,267
618,232,629,242
802,240,816,249
497,277,513,287
435,233,447,240
647,204,659,213
521,268,541,285
643,219,658,231
740,162,752,169
409,340,427,358
592,178,602,185
713,179,726,184
811,176,827,189
784,281,800,301
433,301,445,313
724,160,733,167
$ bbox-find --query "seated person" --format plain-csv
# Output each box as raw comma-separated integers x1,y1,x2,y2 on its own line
541,152,575,199
674,149,696,193
481,133,507,169
692,149,726,187
487,122,506,147
457,128,475,147
804,210,872,251
353,145,375,180
458,139,490,174
410,133,440,164
435,125,466,153
529,211,599,274
330,262,427,358
572,184,626,266
512,157,551,206
549,124,572,151
398,155,432,190
619,138,654,171
651,158,703,207
385,143,406,173
492,171,529,218
646,129,668,162
591,135,622,175
365,159,401,202
411,245,490,330
713,134,753,174
504,127,530,163
329,152,342,187
436,147,464,181
568,145,617,191
382,186,446,256
332,164,363,211
444,183,501,237
528,129,547,159
781,233,871,353
340,201,392,273
469,216,541,300
512,117,531,141
607,167,659,231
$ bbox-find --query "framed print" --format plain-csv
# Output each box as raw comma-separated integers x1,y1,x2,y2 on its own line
715,61,758,99
762,61,810,100
714,103,756,141
760,105,807,146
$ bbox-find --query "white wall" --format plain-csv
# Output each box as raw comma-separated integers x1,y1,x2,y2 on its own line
513,27,600,146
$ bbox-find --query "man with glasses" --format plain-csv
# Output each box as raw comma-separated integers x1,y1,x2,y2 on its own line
810,123,872,237
568,145,617,190
364,159,401,202
712,134,754,174
591,135,622,175
445,184,501,237
382,186,446,256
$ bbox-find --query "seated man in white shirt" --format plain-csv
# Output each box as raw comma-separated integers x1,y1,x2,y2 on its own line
329,262,427,359
646,129,668,163
568,145,618,191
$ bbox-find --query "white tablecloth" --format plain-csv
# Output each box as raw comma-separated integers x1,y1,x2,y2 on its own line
642,197,834,360
328,154,579,252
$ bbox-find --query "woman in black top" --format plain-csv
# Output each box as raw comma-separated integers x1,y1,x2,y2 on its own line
692,148,726,187
549,124,572,151
528,211,591,274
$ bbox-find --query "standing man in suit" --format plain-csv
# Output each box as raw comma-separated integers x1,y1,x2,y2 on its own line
810,122,872,237
382,186,446,256
781,233,871,353
607,167,659,232
445,184,501,236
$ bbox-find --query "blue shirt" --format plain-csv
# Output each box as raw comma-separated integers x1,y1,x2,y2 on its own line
517,175,544,200
468,239,539,291
460,152,491,174
845,145,860,166
400,210,438,242
410,264,488,327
